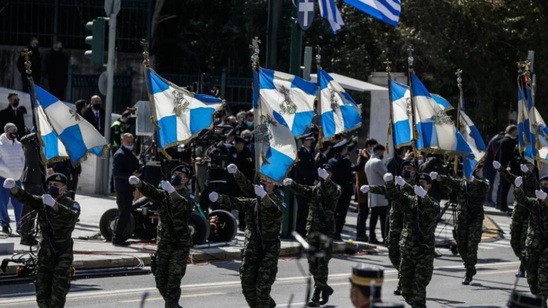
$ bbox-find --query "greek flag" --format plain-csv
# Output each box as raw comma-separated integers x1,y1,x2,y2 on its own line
34,85,108,164
517,82,536,162
412,74,471,155
319,0,345,33
318,69,361,139
145,68,223,149
459,110,486,180
530,106,548,161
343,0,401,27
29,82,69,162
258,68,317,137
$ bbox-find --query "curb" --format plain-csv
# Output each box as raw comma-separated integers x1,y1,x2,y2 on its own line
482,215,504,242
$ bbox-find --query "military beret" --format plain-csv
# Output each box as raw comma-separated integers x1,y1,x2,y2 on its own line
400,160,414,170
418,173,432,184
171,165,191,176
539,175,548,182
46,173,68,186
350,264,384,287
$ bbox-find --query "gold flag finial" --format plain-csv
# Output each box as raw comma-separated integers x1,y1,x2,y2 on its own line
315,45,322,68
140,39,150,67
384,58,392,74
249,37,261,70
407,45,414,73
21,48,33,77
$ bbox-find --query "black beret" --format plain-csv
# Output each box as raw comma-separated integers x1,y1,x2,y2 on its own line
350,264,384,287
418,173,432,184
46,173,68,186
171,165,191,176
540,175,548,182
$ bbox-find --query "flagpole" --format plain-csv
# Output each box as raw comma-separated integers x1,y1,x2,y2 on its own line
315,45,323,148
454,69,464,174
406,45,420,158
384,58,395,154
250,37,262,180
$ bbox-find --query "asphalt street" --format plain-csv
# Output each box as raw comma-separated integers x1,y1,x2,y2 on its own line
0,209,532,308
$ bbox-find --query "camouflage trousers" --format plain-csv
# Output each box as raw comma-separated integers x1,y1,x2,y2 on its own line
454,219,482,270
240,239,280,308
35,247,74,308
387,230,401,271
510,204,528,261
526,244,548,296
307,232,333,287
400,244,435,308
155,243,190,308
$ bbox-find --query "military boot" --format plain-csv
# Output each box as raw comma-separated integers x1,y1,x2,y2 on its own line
307,287,322,307
393,280,402,295
515,262,526,278
319,285,334,305
462,268,476,285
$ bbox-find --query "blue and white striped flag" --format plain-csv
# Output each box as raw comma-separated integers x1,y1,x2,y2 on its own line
34,85,108,164
145,68,223,149
411,74,471,155
319,0,345,33
343,0,401,27
390,80,413,147
258,68,317,137
459,110,486,180
318,69,361,139
517,82,536,162
530,106,548,161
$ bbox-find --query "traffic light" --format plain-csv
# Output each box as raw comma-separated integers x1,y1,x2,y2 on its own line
84,17,106,67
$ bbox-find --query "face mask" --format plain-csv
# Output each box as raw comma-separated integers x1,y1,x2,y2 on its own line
92,104,102,110
48,187,60,199
170,175,182,186
246,121,253,127
542,187,548,194
124,145,134,151
12,99,19,107
9,133,17,140
402,170,412,180
378,155,384,160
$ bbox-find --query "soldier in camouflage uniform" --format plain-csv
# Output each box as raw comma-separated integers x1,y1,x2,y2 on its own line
513,175,548,297
129,165,193,308
434,171,489,284
385,172,439,308
210,164,285,308
494,160,537,277
4,173,80,308
360,159,417,296
283,166,341,307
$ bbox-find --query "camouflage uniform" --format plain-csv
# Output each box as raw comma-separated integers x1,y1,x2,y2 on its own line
217,170,284,308
136,181,192,308
385,180,439,308
513,187,548,296
12,189,80,308
439,175,489,273
288,178,341,288
499,168,536,262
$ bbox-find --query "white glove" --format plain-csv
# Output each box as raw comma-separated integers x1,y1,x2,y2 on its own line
2,178,15,189
383,173,394,182
227,163,238,174
536,189,547,201
414,185,427,198
160,180,176,194
520,164,529,173
395,176,406,187
128,176,140,185
514,176,523,188
317,168,329,180
208,191,219,202
42,194,56,207
493,161,501,170
254,184,267,198
283,178,294,186
429,171,438,181
360,185,370,194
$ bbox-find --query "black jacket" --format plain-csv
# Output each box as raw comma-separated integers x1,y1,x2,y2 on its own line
295,146,316,185
20,133,45,185
113,146,140,193
83,107,106,136
0,106,27,138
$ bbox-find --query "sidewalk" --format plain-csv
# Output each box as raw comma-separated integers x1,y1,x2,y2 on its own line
0,194,502,273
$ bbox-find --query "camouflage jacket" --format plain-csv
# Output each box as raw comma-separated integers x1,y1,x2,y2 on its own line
370,182,415,235
13,189,80,251
499,168,537,197
385,180,439,249
289,179,341,235
439,175,489,223
136,181,192,246
514,187,548,247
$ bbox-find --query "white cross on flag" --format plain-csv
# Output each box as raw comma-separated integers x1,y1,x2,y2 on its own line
297,0,315,30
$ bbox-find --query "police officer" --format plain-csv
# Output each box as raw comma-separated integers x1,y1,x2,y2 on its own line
284,167,341,307
384,173,439,308
434,171,489,284
209,172,284,308
4,173,80,308
129,165,192,308
294,132,317,237
349,264,384,308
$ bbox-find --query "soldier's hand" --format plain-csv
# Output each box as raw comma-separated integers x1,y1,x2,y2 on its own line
208,191,219,202
317,168,329,180
383,173,394,183
414,185,427,198
160,180,176,194
395,176,406,187
429,171,438,181
227,163,238,174
42,194,56,207
535,189,547,201
254,184,267,198
360,185,370,194
128,176,140,185
283,178,293,186
520,164,529,173
493,161,501,170
514,176,523,188
2,178,15,189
